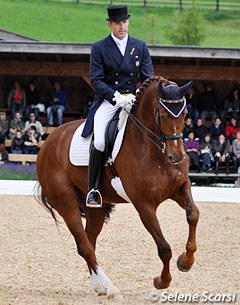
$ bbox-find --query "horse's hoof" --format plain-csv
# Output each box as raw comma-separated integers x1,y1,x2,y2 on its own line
177,253,193,272
153,277,170,290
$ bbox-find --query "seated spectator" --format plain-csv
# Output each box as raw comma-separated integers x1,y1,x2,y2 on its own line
82,96,94,118
11,130,24,154
0,144,9,165
210,117,225,141
185,87,199,123
184,131,200,172
46,81,67,126
7,81,26,117
200,84,219,122
212,134,230,174
183,116,193,141
0,111,9,140
200,134,213,172
24,112,44,138
225,117,240,144
232,130,240,173
22,126,39,154
25,82,41,121
222,89,240,122
193,118,207,143
9,111,25,140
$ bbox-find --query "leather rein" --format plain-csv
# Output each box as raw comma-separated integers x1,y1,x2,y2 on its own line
124,96,185,153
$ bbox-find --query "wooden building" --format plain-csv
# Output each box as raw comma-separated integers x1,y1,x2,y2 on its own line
0,40,240,120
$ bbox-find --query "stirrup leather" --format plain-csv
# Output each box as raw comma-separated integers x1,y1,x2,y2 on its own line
86,189,103,208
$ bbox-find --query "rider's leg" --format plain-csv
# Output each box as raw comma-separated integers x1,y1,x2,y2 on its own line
86,100,119,208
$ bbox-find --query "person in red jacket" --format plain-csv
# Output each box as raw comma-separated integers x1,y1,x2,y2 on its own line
225,117,240,144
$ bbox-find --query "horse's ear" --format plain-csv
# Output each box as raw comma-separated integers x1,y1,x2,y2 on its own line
180,81,192,95
158,82,163,97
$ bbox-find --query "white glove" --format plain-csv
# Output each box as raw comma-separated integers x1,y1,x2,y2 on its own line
112,91,136,109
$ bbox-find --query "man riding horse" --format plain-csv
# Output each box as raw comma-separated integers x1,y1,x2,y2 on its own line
81,5,154,207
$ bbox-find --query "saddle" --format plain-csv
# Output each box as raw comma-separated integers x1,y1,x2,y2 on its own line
90,108,121,165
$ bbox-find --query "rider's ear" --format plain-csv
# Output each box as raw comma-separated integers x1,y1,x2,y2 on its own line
158,82,163,97
180,81,192,95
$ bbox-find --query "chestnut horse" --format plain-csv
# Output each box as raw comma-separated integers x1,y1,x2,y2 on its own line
36,76,199,298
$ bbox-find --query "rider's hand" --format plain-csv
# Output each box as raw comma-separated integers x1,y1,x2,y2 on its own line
112,91,135,109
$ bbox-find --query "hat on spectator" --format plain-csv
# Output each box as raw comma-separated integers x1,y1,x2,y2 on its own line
106,5,131,22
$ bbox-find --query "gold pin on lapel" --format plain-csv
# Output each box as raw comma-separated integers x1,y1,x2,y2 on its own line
130,48,135,55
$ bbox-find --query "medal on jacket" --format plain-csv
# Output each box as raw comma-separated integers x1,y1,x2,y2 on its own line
135,55,139,66
130,48,135,55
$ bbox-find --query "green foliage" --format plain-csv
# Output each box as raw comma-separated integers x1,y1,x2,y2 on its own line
167,3,206,46
0,0,239,46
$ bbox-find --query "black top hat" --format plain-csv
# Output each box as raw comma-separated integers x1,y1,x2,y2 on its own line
106,5,131,22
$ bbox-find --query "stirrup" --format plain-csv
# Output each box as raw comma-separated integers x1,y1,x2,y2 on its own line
86,189,103,208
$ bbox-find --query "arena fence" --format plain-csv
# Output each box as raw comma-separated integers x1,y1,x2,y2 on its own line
44,0,240,11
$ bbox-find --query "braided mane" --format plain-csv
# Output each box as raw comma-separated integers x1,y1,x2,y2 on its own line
136,75,170,103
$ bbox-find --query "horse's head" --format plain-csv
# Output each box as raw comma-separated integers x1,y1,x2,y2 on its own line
157,80,192,163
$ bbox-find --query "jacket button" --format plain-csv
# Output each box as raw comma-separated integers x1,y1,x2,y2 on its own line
126,90,129,92
115,73,119,76
130,73,133,76
115,81,118,85
128,81,131,84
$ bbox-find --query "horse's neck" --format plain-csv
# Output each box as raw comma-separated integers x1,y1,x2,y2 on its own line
135,83,158,129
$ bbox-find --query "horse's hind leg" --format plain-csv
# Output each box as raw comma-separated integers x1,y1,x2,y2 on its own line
136,204,172,289
85,207,122,299
174,179,199,272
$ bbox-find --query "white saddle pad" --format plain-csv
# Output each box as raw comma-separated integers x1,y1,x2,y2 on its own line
69,117,128,166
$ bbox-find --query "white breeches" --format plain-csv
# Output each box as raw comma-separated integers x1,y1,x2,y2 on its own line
93,100,120,152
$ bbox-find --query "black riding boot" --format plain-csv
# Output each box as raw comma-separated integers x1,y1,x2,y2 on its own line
86,147,104,208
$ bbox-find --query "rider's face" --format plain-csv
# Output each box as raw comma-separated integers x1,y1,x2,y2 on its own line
108,20,129,40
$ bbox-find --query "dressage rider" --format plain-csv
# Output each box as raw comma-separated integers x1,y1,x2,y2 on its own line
81,5,154,207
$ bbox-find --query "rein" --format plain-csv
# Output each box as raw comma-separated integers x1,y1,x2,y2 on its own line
123,98,184,153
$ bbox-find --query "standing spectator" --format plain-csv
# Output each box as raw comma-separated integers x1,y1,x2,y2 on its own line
7,81,26,117
193,118,207,143
212,134,230,174
232,130,240,173
24,112,44,138
200,134,213,172
25,82,41,121
22,126,39,154
225,117,240,144
184,131,200,172
46,81,67,126
11,130,24,154
9,111,25,140
222,89,240,122
0,111,9,140
210,117,225,141
200,84,218,122
185,87,199,123
183,116,193,141
0,144,9,165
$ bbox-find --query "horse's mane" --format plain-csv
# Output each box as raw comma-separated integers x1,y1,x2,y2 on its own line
136,75,170,103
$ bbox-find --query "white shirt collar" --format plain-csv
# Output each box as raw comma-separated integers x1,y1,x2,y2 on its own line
111,33,128,56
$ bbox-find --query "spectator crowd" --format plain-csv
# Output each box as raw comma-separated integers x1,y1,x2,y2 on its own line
0,80,240,174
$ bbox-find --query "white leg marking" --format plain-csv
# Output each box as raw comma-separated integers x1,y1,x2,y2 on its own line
90,270,106,296
95,266,122,299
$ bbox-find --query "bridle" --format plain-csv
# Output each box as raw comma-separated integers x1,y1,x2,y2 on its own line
124,96,186,153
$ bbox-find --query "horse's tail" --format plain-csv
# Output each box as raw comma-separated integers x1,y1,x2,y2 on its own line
34,182,59,224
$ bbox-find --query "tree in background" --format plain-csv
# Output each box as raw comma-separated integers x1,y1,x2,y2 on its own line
167,2,206,46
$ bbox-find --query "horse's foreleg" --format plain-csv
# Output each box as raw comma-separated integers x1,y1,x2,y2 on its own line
175,180,199,272
85,207,122,299
137,205,172,289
